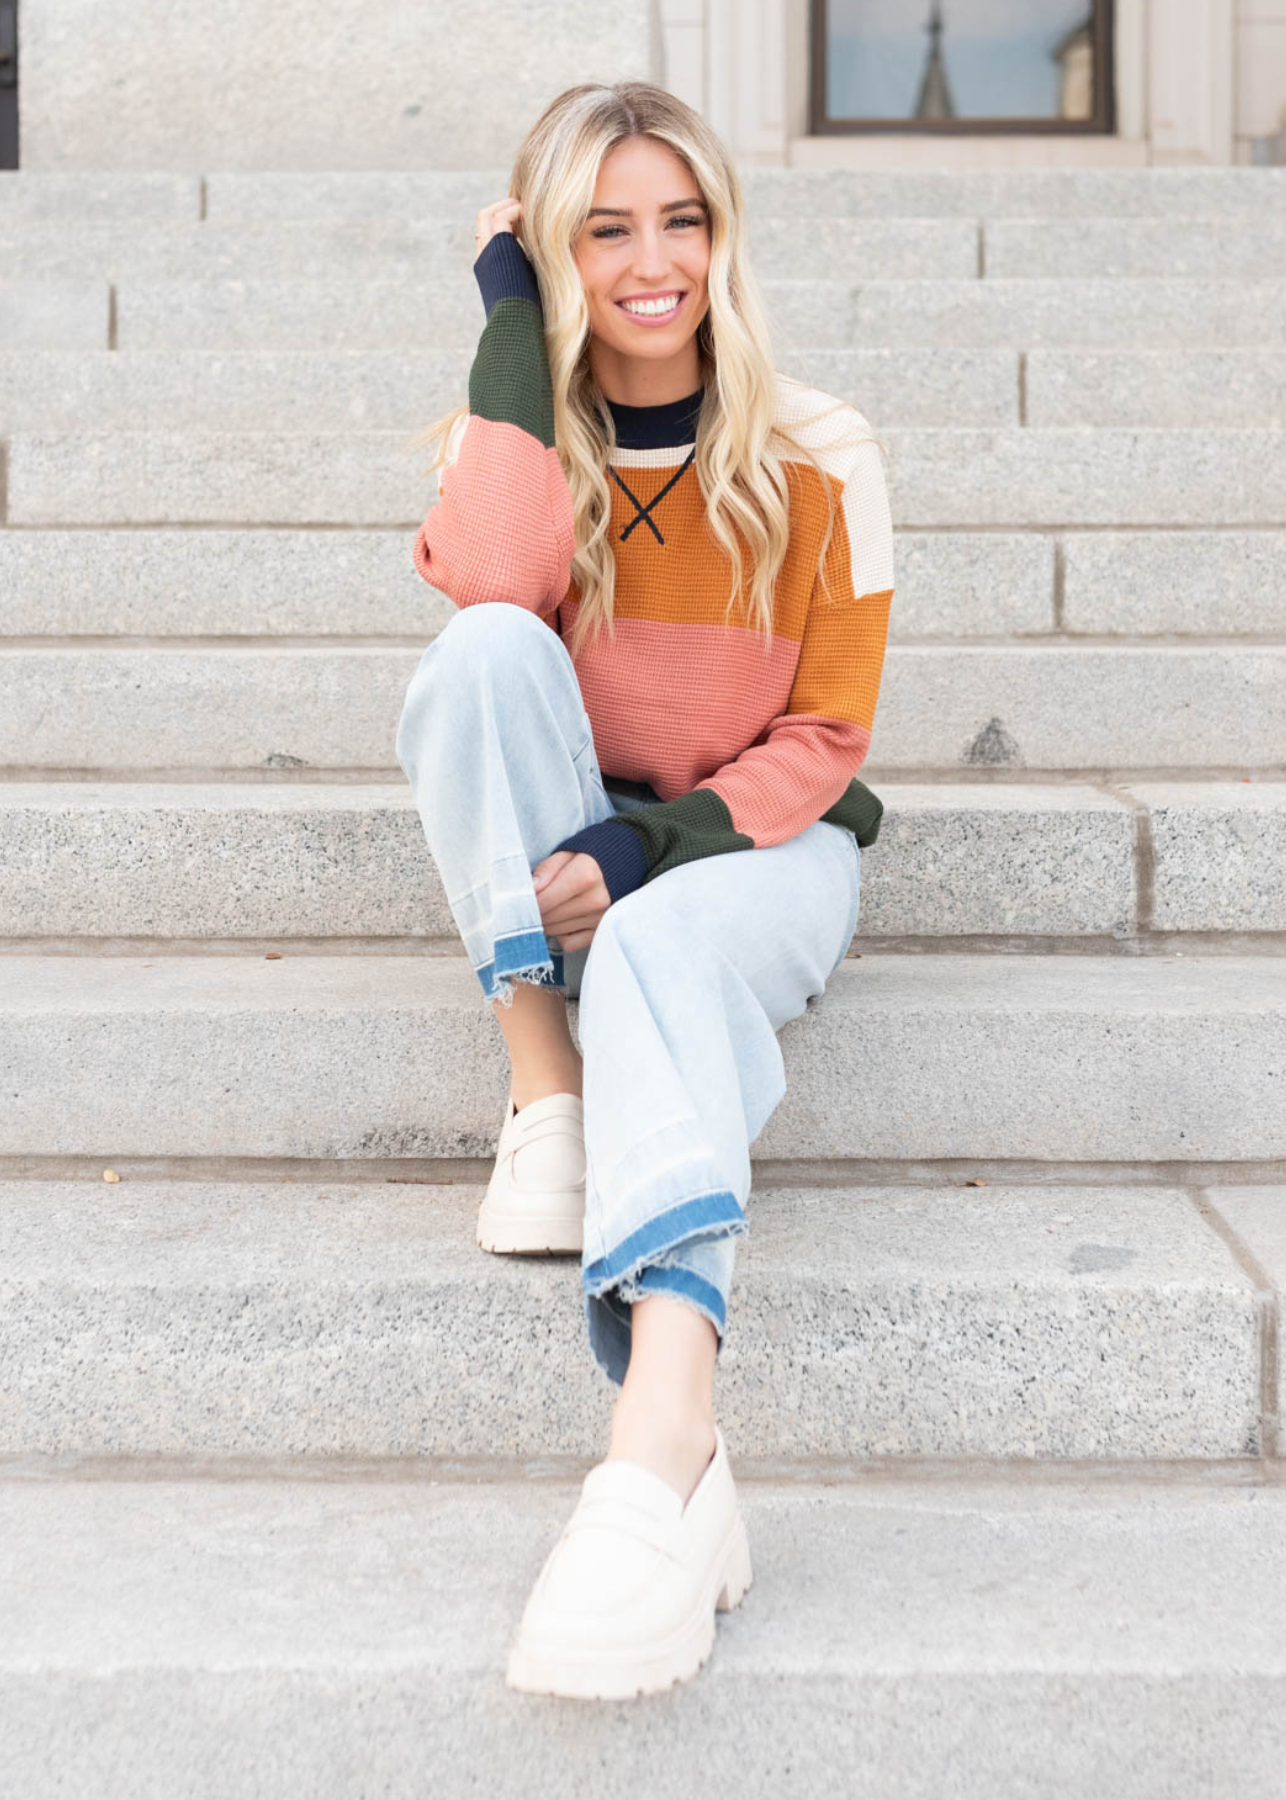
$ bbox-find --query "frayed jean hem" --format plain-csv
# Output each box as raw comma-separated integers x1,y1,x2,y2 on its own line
582,1188,746,1387
475,928,566,1008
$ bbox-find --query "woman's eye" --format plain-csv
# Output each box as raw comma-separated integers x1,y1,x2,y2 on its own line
591,215,704,239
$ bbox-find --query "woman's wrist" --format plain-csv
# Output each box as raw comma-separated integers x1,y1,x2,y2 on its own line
474,231,541,314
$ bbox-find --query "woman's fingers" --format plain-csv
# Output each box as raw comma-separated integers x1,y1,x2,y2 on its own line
474,197,524,255
540,901,602,937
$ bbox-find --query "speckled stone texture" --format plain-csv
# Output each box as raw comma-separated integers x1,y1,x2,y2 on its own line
887,531,1053,634
1,1474,1284,1797
0,172,198,223
2,955,1284,1163
848,281,1286,350
4,645,1283,770
1206,1186,1286,1444
985,217,1286,280
11,425,1286,530
1137,784,1286,932
0,525,1053,640
0,343,1014,433
1027,350,1286,427
6,524,1276,640
0,525,456,637
0,780,1136,940
0,1180,1260,1459
1062,529,1286,634
19,1,658,170
734,167,1286,218
0,280,107,349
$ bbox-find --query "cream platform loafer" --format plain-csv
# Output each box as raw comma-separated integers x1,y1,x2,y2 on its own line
475,1091,586,1255
505,1424,753,1700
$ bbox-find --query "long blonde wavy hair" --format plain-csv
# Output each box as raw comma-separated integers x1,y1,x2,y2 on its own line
408,79,878,666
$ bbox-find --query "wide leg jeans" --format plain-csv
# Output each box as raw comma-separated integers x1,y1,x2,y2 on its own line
395,602,862,1388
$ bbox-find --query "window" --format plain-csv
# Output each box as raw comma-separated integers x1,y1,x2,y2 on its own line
811,0,1115,135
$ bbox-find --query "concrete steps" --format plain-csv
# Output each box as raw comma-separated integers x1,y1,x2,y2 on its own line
1,161,1283,1787
2,1468,1282,1797
7,426,1283,525
3,953,1284,1164
9,273,1286,350
3,780,1284,943
4,643,1280,772
1,1178,1275,1459
3,525,1283,636
7,214,1286,284
5,346,1286,430
8,165,1283,221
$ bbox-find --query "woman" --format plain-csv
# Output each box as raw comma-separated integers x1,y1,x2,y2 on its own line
396,79,894,1701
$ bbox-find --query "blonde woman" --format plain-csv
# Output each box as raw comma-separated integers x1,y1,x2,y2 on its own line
396,79,894,1700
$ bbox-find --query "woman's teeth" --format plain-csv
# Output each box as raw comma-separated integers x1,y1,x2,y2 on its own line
620,295,681,316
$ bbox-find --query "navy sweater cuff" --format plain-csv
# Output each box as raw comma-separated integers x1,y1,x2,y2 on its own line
552,817,650,904
473,231,541,314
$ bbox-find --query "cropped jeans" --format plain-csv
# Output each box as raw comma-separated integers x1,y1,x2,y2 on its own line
394,602,862,1389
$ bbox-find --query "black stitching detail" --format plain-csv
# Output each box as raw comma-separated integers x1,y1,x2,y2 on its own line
610,450,696,545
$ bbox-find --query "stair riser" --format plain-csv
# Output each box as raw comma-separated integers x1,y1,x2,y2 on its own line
3,784,1282,941
3,956,1283,1163
4,647,1282,773
4,529,1283,639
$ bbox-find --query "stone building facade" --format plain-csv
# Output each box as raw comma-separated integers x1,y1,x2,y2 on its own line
3,0,1284,169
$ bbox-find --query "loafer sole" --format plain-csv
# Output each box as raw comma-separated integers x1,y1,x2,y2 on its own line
477,1091,585,1256
505,1509,753,1700
476,1202,583,1256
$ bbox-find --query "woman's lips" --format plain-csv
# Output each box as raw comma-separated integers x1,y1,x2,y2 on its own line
615,290,689,327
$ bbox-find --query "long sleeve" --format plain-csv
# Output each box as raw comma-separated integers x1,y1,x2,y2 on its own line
412,232,575,617
554,433,895,902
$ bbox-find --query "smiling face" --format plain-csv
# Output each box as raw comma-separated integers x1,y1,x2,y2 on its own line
572,133,713,408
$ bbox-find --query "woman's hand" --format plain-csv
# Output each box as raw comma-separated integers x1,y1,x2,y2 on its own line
532,850,611,953
474,197,526,257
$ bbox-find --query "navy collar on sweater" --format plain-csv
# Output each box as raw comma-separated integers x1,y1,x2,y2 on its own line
604,385,704,450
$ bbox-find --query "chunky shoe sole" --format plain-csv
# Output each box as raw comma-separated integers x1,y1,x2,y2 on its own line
505,1509,753,1700
475,1203,583,1256
476,1091,585,1257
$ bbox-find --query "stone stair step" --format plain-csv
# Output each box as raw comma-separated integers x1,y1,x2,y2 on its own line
65,276,1286,352
1060,530,1286,634
0,281,108,350
2,953,1282,1164
8,427,1283,529
1,1467,1282,1797
10,213,1286,286
3,276,1273,356
0,346,1019,432
0,1177,1267,1459
199,165,1286,220
5,168,1283,230
1026,349,1286,428
8,345,1282,431
0,215,984,283
4,343,1285,434
3,644,1279,773
4,526,1282,641
984,216,1286,280
5,779,1282,943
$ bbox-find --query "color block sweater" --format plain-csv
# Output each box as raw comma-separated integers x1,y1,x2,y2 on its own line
412,229,895,904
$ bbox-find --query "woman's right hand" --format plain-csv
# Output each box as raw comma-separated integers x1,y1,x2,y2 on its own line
474,198,526,258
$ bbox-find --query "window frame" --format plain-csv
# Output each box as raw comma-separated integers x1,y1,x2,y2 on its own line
809,0,1117,136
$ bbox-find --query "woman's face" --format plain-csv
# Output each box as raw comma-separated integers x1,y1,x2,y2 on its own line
572,134,712,397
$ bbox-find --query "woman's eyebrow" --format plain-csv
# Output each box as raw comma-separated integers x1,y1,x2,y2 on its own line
586,198,708,218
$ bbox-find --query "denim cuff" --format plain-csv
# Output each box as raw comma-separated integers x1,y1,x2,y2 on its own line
552,817,650,903
473,231,541,314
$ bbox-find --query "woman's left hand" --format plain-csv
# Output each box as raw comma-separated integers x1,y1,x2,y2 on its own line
532,851,611,952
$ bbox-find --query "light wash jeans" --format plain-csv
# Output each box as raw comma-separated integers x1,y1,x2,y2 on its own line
395,602,862,1388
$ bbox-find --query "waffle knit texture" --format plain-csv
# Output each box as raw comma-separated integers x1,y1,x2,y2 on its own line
412,228,895,903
